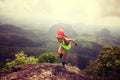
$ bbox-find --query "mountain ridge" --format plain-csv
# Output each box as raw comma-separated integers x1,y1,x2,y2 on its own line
49,23,78,38
0,24,43,47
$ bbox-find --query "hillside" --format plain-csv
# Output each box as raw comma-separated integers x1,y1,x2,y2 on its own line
0,24,36,38
1,23,120,70
0,24,44,68
0,63,90,80
0,24,43,47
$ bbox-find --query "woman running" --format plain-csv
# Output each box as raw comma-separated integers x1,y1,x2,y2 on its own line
56,29,78,66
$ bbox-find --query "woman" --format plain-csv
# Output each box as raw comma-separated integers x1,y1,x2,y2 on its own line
56,29,78,66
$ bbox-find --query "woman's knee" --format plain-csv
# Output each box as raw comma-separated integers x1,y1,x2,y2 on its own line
58,46,63,55
58,51,62,55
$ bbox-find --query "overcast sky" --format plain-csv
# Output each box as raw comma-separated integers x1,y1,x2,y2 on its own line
0,0,120,27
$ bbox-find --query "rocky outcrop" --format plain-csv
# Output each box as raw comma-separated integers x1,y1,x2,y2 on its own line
0,63,90,80
49,23,78,38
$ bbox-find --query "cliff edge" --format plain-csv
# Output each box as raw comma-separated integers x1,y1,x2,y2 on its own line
0,63,90,80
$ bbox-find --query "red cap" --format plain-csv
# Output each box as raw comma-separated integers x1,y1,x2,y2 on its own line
56,29,64,38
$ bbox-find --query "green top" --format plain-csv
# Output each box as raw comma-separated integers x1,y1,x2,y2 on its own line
60,40,71,50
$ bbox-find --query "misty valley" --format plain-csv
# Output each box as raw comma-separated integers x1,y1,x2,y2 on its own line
0,23,120,70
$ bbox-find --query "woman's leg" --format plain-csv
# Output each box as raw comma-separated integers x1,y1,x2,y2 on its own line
58,46,63,58
62,50,69,66
63,50,68,61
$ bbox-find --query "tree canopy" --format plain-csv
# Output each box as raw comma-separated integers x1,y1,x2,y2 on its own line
85,46,120,80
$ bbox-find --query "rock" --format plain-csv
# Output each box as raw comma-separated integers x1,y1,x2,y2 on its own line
0,63,90,80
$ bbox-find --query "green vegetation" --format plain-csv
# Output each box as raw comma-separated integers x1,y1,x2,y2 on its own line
0,51,60,72
85,46,120,80
39,52,60,63
4,50,38,70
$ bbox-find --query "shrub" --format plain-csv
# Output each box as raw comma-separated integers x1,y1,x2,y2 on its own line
39,52,60,63
85,46,120,80
5,50,38,70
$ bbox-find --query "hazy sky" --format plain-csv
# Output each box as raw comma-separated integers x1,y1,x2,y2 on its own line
0,0,120,26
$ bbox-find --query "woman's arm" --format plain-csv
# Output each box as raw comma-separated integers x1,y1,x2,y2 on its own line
65,37,78,46
70,39,78,46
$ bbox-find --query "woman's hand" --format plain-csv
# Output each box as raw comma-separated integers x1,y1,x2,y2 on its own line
74,42,78,47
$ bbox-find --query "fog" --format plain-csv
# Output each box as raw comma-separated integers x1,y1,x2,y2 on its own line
0,0,120,32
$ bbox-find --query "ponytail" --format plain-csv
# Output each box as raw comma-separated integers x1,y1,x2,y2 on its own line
63,34,68,38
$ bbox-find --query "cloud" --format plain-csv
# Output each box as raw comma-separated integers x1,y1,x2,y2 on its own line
49,0,101,24
0,0,52,19
0,0,120,26
100,0,120,17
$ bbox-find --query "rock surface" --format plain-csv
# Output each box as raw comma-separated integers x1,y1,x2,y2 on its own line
0,63,90,80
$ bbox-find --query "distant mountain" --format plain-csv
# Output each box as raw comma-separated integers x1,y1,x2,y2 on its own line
49,23,78,38
0,24,43,47
0,63,90,80
95,28,120,45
